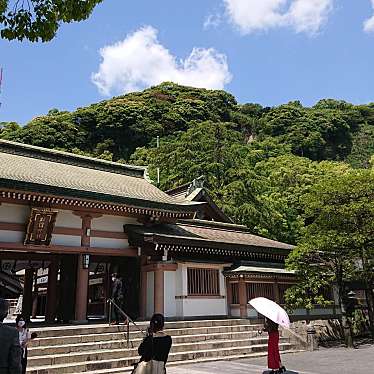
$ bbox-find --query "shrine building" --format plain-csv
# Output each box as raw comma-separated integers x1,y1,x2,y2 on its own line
0,139,332,323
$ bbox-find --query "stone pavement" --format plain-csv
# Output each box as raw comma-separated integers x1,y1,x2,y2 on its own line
168,344,374,374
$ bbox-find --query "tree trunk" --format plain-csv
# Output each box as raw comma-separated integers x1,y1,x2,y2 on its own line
337,270,354,348
365,287,374,338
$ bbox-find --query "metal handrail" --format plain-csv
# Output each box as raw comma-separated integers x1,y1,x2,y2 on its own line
107,298,146,348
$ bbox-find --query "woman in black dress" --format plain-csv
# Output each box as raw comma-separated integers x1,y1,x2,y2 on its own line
137,313,172,373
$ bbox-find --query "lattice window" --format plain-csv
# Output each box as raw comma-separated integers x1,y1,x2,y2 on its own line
246,283,274,302
231,283,239,304
187,268,220,296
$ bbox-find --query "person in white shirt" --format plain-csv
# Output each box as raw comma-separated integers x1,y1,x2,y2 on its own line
15,316,31,374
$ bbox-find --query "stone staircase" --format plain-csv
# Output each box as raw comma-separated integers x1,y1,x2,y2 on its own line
27,319,302,373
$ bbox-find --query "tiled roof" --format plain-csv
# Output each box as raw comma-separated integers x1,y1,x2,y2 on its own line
0,140,199,211
175,220,294,250
126,219,294,251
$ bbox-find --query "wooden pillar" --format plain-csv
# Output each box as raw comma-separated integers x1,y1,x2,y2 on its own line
32,273,38,319
74,213,92,322
154,267,164,314
273,277,280,304
45,260,59,323
238,277,247,318
32,286,38,319
226,278,232,317
139,256,148,319
22,268,34,322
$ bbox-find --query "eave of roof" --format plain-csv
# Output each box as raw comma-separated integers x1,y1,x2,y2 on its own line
226,265,295,275
125,221,294,255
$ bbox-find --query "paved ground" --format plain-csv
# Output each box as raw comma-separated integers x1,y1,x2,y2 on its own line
168,344,374,374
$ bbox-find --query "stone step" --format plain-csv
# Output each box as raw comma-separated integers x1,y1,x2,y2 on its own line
29,330,267,356
27,343,295,374
31,324,262,347
28,336,288,366
31,319,252,338
76,349,303,374
29,335,288,360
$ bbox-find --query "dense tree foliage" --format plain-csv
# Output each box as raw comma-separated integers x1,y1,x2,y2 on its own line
285,169,374,343
0,0,103,41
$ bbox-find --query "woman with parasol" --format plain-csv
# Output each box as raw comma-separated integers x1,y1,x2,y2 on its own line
249,297,289,374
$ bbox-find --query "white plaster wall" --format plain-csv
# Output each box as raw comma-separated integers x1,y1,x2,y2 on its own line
54,210,82,228
51,234,81,246
90,237,129,249
0,230,24,242
164,271,177,318
91,215,138,231
182,298,227,317
177,262,228,317
0,203,29,223
146,272,155,318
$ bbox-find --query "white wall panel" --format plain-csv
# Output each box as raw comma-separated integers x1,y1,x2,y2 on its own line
164,271,177,318
91,215,138,231
182,298,227,317
0,203,29,223
51,234,81,246
90,237,129,249
54,210,82,228
0,230,24,242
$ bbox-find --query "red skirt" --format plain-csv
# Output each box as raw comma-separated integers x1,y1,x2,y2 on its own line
268,331,281,369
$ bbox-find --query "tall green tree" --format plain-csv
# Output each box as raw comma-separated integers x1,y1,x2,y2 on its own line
286,169,374,345
0,0,103,41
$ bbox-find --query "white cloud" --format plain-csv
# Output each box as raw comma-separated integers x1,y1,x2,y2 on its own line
204,13,222,29
223,0,333,35
364,0,374,33
92,26,232,96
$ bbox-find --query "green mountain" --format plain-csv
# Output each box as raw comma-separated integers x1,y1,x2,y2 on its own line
1,82,373,244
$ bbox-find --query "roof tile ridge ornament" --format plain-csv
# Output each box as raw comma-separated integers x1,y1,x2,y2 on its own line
143,166,152,183
186,175,205,197
0,139,146,178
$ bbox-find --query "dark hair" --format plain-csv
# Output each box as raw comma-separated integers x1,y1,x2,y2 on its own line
0,298,9,321
150,313,165,333
15,314,27,328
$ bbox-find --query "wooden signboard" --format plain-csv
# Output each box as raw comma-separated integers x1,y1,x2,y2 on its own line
24,208,58,245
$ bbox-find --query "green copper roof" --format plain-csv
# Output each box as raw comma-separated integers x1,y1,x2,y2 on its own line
0,140,200,212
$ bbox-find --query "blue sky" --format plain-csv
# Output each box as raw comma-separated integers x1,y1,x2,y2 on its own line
1,0,374,124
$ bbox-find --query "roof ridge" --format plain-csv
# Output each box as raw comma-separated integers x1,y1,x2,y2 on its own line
0,139,146,178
